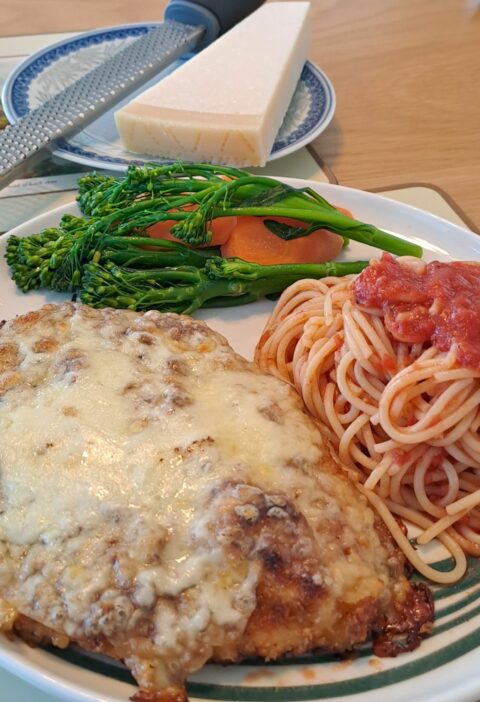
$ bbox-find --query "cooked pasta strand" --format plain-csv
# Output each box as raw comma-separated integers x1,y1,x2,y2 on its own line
255,272,480,583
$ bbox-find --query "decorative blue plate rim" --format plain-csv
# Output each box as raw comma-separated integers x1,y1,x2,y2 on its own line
1,23,336,171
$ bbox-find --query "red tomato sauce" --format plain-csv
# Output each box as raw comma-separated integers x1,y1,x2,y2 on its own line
353,253,480,370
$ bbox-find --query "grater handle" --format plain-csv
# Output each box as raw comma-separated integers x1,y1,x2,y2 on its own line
165,0,265,48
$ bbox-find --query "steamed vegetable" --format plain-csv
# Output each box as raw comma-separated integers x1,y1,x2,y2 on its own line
6,227,368,314
148,207,237,247
76,163,422,255
6,231,213,292
220,216,344,265
5,162,423,314
80,259,369,315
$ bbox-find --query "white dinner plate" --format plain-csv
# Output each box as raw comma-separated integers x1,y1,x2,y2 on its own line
1,23,336,170
1,179,480,702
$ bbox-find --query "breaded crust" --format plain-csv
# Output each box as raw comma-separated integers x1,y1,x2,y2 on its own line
0,303,432,700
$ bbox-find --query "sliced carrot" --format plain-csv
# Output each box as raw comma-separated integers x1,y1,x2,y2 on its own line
147,202,351,258
334,205,353,219
220,216,344,265
148,204,237,247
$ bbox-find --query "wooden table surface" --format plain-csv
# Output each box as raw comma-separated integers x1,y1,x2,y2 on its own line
1,0,479,230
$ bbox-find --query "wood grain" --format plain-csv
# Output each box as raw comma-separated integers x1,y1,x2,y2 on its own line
1,0,479,229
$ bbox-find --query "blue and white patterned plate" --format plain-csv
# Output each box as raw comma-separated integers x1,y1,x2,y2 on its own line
1,23,336,171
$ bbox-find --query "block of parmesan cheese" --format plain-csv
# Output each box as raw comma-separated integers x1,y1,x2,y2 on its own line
115,2,310,167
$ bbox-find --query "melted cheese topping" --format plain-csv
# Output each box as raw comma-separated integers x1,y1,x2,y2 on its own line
0,304,403,691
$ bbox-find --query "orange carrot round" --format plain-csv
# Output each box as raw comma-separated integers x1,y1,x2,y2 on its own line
220,216,344,265
148,204,237,247
334,205,353,219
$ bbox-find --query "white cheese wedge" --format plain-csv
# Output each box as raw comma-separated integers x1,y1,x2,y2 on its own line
115,2,311,167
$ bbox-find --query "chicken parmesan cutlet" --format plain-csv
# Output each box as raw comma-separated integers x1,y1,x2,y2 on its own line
0,303,432,701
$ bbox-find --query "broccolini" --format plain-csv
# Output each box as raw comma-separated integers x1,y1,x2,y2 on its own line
5,162,423,314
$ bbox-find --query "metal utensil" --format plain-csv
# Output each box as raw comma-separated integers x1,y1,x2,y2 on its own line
0,0,265,190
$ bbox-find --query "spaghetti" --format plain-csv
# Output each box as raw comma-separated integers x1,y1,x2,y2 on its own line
255,255,480,583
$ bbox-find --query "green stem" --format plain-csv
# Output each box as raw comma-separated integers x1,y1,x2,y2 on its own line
79,256,367,316
207,258,368,281
211,206,422,257
104,250,209,268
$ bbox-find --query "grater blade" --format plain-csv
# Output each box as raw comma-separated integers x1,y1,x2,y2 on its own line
0,21,204,190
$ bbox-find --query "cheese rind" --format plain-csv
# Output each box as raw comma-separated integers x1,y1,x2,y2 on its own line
115,2,311,167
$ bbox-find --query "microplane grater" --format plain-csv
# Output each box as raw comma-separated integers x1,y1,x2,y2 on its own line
0,21,203,189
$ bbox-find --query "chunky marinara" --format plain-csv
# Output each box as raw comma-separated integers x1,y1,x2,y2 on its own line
354,253,480,370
